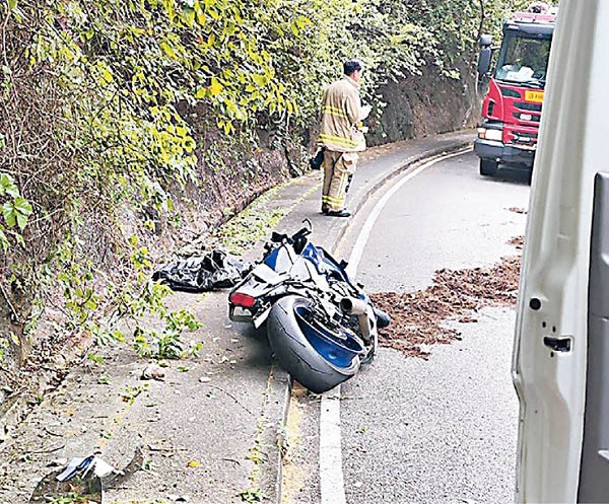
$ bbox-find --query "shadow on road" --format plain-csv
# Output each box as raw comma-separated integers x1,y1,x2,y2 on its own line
231,322,273,370
481,167,531,186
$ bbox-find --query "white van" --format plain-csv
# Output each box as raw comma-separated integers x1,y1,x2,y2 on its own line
513,1,609,502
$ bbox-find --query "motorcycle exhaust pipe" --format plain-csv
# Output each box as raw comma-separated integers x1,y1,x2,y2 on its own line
341,297,373,344
340,297,368,315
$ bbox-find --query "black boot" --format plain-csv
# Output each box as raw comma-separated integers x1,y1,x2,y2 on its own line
325,209,351,218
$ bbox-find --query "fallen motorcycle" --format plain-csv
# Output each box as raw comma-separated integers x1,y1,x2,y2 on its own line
228,221,390,393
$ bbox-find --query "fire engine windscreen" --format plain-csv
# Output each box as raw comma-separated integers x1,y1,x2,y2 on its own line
495,33,551,86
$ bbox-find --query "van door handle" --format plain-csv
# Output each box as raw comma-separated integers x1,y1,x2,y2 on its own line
543,336,572,352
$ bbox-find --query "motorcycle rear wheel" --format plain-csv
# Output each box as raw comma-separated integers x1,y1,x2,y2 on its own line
267,295,363,393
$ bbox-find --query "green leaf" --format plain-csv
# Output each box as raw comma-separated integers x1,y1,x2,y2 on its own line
88,352,105,364
8,0,17,11
252,74,266,87
14,197,32,216
2,203,16,228
296,16,311,29
16,213,27,231
195,5,206,25
160,41,177,59
0,173,19,197
209,77,223,96
101,67,113,84
112,330,126,343
84,298,98,310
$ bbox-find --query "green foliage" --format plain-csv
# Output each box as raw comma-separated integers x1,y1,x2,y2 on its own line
120,384,148,405
87,352,105,364
216,188,286,255
0,172,32,251
133,308,201,359
29,232,201,361
97,373,110,384
49,494,91,504
238,488,267,503
0,337,8,364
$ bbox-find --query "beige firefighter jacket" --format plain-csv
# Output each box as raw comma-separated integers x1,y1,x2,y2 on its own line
318,76,366,153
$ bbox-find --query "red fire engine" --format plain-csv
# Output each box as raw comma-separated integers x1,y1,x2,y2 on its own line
475,3,557,178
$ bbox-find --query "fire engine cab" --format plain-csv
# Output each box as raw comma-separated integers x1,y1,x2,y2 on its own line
475,3,557,178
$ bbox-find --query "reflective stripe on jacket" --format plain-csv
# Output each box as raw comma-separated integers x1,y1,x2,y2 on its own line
318,76,366,153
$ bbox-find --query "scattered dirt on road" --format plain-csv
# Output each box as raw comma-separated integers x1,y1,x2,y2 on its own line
508,235,524,250
370,252,522,359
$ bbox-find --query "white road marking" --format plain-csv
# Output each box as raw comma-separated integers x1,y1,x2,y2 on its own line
319,386,346,504
345,148,473,279
319,147,472,504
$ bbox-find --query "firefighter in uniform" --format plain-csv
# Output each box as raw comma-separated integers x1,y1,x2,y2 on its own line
319,59,371,217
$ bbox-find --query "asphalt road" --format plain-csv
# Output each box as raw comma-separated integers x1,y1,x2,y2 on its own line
335,152,530,503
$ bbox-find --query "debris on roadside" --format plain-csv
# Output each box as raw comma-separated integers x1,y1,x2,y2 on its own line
29,455,107,503
508,235,525,250
371,253,522,359
47,457,68,468
141,364,166,382
507,207,527,214
152,250,250,293
167,495,190,502
29,447,144,503
56,455,115,481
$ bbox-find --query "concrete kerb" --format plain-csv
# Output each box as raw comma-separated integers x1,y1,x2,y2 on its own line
270,134,474,503
271,374,293,502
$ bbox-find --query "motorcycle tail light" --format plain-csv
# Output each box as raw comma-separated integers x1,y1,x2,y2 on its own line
230,292,256,308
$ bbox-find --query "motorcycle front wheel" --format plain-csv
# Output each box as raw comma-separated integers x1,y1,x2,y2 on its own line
267,295,364,393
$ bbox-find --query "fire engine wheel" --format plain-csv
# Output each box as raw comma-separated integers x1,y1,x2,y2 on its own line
480,159,498,177
267,295,363,393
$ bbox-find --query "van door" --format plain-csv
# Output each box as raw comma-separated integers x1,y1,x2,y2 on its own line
579,173,609,502
512,1,609,502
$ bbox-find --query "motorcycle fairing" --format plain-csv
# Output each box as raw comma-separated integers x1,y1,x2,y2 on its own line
301,244,351,283
251,264,284,285
264,244,294,271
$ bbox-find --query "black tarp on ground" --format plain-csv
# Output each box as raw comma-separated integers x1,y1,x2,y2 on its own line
152,250,250,293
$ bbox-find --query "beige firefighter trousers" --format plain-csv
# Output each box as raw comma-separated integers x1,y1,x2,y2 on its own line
321,150,359,212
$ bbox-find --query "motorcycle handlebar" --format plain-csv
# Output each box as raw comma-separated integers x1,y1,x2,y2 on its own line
271,231,289,243
291,226,310,241
270,221,312,246
291,218,312,241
